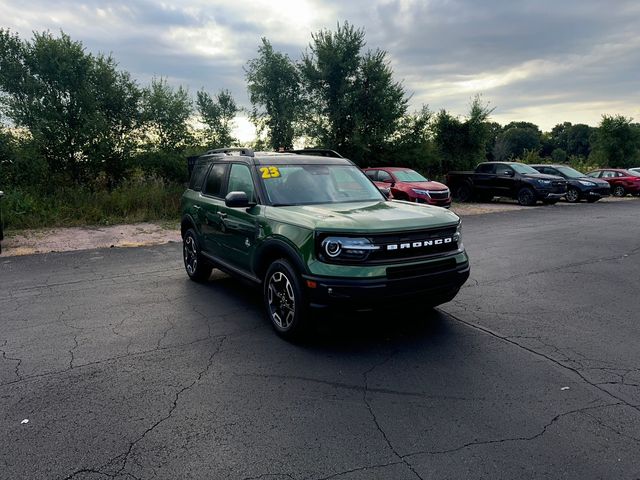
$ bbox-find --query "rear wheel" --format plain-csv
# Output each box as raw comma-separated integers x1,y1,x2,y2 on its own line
613,185,626,197
183,229,213,282
455,184,473,202
565,188,580,203
264,259,309,340
517,187,536,206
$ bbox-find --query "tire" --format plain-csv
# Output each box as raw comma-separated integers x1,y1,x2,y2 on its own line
183,228,213,282
565,188,580,203
543,199,558,205
264,259,309,340
517,187,537,206
455,184,473,202
612,185,626,197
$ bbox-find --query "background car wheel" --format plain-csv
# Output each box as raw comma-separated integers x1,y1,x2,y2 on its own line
264,259,309,340
517,187,536,206
565,188,580,203
455,184,473,202
183,229,213,282
612,185,626,197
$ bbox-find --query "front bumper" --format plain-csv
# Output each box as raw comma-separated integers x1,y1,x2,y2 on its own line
303,259,470,308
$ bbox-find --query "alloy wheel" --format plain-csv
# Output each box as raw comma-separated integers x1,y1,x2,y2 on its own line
267,271,296,329
566,188,579,202
613,186,625,197
184,235,198,275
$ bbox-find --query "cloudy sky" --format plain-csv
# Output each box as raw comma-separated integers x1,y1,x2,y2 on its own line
1,0,638,140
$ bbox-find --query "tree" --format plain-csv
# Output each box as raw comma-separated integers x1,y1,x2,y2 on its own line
196,89,238,148
566,123,592,158
141,77,193,152
299,22,407,162
496,123,541,159
432,96,493,174
0,29,142,183
245,38,302,150
591,115,640,168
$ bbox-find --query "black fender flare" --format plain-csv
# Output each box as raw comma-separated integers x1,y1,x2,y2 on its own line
253,238,309,280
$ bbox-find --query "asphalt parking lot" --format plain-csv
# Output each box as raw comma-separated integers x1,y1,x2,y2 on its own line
1,200,639,479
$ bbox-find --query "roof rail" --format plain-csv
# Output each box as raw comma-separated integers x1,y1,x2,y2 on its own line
285,149,344,158
204,147,254,157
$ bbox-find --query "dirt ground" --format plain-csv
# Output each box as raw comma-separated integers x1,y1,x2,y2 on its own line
0,197,634,257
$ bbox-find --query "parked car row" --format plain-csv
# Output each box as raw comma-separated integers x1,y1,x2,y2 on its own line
446,161,640,206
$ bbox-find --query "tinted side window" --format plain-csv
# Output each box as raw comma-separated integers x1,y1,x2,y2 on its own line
365,170,378,181
189,164,208,191
378,170,393,182
203,164,228,197
477,164,496,174
227,164,255,202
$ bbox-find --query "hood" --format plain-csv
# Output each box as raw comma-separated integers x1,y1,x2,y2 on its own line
573,177,610,186
523,173,565,181
398,181,448,191
265,200,459,233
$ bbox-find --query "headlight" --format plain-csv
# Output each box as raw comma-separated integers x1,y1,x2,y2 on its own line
453,222,462,243
320,236,380,262
578,180,596,186
536,179,552,186
411,188,430,196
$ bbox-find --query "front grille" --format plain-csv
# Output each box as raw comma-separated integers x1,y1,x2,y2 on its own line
367,226,459,264
386,258,457,279
428,190,450,200
552,181,567,192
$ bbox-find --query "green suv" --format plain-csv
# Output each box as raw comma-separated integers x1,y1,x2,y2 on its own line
181,148,470,339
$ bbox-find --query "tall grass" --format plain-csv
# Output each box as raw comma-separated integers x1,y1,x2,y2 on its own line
2,176,183,230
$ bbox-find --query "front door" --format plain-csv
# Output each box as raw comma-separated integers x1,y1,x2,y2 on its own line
214,163,260,272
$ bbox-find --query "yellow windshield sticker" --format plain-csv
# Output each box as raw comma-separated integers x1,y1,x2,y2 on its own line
260,166,281,179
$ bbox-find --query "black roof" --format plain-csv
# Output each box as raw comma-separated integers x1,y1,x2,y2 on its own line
193,151,353,167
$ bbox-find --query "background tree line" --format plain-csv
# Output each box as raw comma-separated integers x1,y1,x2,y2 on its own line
1,25,639,229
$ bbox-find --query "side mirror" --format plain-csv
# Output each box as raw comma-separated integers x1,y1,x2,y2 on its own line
225,191,254,208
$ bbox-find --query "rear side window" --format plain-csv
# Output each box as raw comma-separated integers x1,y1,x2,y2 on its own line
378,170,393,182
189,164,208,191
203,164,228,197
365,170,378,181
477,164,496,174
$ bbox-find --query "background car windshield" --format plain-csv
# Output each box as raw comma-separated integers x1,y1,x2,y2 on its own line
556,166,586,178
260,164,384,205
627,170,640,177
393,170,429,182
509,164,539,174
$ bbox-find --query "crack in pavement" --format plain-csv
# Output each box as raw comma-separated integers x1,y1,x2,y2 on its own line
0,339,23,381
68,335,79,369
440,308,640,417
62,336,226,480
401,402,620,458
233,372,486,402
360,351,425,480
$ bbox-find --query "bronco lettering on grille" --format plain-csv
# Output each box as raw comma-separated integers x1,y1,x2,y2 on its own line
386,237,453,251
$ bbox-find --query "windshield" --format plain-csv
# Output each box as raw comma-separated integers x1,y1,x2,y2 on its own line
259,164,384,206
509,163,539,174
393,169,429,182
556,166,586,178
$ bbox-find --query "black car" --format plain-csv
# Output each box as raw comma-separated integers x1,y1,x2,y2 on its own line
446,162,567,206
531,165,611,203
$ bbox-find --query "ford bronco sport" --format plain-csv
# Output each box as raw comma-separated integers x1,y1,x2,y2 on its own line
181,148,470,339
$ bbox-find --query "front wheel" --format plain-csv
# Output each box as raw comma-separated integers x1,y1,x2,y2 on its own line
565,188,580,203
517,187,537,206
455,184,473,202
612,185,626,197
183,229,213,282
264,259,309,340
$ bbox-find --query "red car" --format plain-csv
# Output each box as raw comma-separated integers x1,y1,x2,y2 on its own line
363,167,451,207
585,169,640,197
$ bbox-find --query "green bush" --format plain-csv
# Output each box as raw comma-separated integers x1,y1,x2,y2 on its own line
2,176,182,230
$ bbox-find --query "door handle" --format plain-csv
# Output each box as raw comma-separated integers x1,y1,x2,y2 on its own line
217,212,227,219
193,205,201,211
